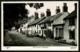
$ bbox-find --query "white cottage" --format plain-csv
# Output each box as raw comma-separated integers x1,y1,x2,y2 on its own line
63,3,77,45
28,16,46,36
52,3,69,39
27,16,36,35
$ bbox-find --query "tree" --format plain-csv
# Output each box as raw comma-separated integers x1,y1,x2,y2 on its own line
28,3,44,10
3,3,29,30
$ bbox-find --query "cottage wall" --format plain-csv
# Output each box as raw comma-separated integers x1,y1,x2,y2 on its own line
63,19,69,42
46,24,52,31
63,17,77,44
75,17,77,44
37,25,42,36
53,12,69,39
28,26,32,35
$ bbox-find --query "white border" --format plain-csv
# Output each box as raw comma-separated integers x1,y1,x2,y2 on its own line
1,1,79,51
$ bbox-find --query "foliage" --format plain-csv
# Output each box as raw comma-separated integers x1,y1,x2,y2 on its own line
28,3,44,10
4,3,29,29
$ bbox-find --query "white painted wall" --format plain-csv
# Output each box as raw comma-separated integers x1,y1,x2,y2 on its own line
63,17,77,44
46,23,53,31
63,19,69,42
53,12,69,39
37,25,42,36
54,28,56,38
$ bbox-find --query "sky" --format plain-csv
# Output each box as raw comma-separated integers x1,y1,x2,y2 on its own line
25,2,77,18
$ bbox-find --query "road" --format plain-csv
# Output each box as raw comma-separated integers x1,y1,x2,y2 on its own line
4,30,72,46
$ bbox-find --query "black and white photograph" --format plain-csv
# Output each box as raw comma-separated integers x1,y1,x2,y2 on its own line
1,1,79,51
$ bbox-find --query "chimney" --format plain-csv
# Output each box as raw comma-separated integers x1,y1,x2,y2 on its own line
41,12,45,17
46,9,51,17
74,3,77,11
56,6,60,14
63,3,68,12
35,12,39,19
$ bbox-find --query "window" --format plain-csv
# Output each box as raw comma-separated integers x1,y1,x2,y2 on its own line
48,23,51,26
39,30,41,34
59,28,63,37
35,25,36,27
69,30,75,39
56,28,58,37
69,18,75,26
44,24,47,28
35,31,36,33
41,24,46,29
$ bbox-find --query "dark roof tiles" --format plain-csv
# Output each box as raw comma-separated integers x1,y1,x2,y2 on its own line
28,17,46,26
63,10,77,20
38,13,63,24
38,16,53,24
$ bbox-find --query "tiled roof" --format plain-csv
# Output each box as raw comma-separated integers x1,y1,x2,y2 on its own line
38,13,63,24
38,16,54,24
50,13,63,21
53,12,69,25
28,17,46,26
63,10,77,20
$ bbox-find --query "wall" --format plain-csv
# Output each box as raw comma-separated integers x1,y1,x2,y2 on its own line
63,19,69,42
37,25,42,36
53,12,69,39
75,17,77,44
46,23,53,31
53,25,64,38
63,17,77,44
27,16,36,35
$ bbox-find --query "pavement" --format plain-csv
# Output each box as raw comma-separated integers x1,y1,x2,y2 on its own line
4,30,73,46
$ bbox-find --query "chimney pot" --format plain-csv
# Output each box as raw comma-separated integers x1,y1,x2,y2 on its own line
74,3,77,11
46,9,51,17
56,6,60,14
41,12,45,18
35,12,39,19
63,3,68,12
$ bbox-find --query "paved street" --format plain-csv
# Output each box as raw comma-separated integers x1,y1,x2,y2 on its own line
4,30,72,46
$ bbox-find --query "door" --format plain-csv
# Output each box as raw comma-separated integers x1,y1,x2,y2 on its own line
59,28,63,38
56,28,58,37
69,30,75,40
42,30,43,37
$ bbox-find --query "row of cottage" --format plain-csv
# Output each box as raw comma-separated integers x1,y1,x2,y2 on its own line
20,3,77,45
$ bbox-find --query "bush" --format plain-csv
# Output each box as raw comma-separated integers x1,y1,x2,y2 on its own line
70,41,76,45
58,37,63,39
44,29,53,39
54,37,59,40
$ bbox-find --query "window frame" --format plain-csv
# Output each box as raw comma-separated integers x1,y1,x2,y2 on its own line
69,30,75,40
